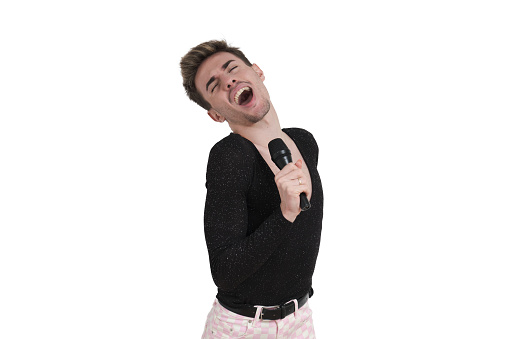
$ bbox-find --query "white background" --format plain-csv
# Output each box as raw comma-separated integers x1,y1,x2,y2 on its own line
1,0,508,338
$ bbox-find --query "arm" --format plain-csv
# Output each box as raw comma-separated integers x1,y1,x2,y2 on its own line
204,140,293,292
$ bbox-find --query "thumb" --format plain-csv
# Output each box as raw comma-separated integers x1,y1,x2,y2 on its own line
295,159,303,168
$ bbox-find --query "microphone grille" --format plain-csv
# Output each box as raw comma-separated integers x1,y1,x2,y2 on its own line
268,138,290,160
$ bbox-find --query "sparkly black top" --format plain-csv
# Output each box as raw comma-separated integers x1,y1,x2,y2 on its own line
204,128,323,308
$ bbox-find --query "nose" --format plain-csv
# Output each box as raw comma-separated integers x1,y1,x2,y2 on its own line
226,79,236,89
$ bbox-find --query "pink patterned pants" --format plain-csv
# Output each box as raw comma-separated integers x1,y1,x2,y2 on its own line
201,298,316,338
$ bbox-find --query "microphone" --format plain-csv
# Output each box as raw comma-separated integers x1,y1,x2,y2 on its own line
268,138,311,211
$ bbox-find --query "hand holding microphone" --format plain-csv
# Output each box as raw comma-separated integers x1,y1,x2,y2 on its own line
269,138,311,222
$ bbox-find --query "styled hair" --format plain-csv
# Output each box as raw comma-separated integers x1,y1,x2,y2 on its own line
180,40,252,110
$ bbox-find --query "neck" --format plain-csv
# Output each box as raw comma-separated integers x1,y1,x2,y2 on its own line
230,104,285,150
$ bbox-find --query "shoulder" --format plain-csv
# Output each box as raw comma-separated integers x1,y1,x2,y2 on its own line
206,133,256,186
208,133,256,162
284,127,320,163
284,127,319,149
285,127,317,140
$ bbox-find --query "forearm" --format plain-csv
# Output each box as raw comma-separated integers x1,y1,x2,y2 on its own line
205,205,293,291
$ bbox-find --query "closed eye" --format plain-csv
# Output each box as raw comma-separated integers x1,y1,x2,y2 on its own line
211,65,237,93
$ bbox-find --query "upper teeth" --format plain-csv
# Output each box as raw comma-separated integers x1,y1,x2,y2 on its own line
234,87,251,104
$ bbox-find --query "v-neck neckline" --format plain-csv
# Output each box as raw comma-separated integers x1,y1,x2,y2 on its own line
233,128,314,203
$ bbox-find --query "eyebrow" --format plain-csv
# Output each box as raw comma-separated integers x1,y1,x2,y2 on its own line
205,60,235,92
221,59,234,70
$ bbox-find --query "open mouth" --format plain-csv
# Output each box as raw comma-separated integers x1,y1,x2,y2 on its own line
234,87,253,106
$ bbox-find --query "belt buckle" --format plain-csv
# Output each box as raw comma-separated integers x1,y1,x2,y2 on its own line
260,305,280,320
260,306,272,320
259,296,303,320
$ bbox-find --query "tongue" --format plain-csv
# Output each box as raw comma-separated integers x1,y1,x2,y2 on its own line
239,88,252,106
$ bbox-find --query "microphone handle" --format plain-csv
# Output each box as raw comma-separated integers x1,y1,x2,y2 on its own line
300,192,311,211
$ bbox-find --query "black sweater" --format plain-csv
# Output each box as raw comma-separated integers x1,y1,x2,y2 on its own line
204,128,323,308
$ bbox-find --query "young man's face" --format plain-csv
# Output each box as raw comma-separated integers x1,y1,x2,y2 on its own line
195,52,271,126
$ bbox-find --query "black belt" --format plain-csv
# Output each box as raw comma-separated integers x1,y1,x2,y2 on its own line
218,293,309,320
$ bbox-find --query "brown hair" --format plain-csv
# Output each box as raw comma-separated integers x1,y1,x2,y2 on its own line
180,40,252,110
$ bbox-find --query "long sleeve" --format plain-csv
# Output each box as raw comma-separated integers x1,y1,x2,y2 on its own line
204,137,293,292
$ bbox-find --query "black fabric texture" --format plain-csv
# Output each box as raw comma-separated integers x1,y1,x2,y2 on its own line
204,128,324,308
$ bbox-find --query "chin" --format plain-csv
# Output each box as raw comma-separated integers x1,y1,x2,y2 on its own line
246,103,270,124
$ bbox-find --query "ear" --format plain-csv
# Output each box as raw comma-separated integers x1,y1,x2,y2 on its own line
207,109,226,123
251,63,265,82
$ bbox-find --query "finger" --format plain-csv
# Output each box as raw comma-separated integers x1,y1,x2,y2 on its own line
284,182,310,201
281,175,308,190
281,181,308,197
296,180,310,196
277,168,305,184
302,185,311,199
282,178,304,190
289,184,311,203
294,177,306,186
274,163,298,181
295,159,303,169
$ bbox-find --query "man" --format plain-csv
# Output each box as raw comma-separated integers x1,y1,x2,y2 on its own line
180,40,323,338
